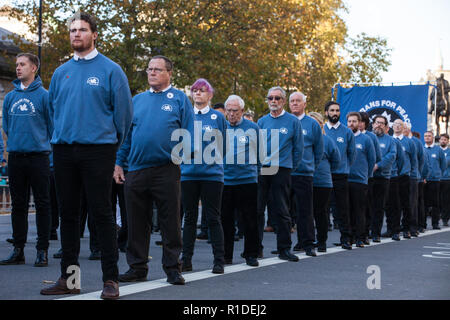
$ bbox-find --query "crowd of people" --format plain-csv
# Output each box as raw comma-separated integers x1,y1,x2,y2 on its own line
0,12,449,300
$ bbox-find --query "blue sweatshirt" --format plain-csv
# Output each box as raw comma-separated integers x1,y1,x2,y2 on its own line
409,136,424,180
364,131,381,178
313,135,340,188
116,87,194,172
424,145,447,181
224,118,259,185
441,147,450,181
349,132,376,185
2,76,52,153
49,53,133,146
390,137,405,178
393,135,416,177
292,114,323,176
373,133,396,179
181,108,227,182
421,148,432,181
257,111,303,170
324,122,356,175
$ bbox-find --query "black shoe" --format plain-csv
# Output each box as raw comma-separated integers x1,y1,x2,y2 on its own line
341,242,352,250
278,249,299,262
418,228,425,233
118,245,127,253
333,223,339,230
196,233,208,240
0,248,25,265
167,271,185,285
258,250,263,259
234,235,240,242
410,231,419,237
34,250,48,267
381,231,392,238
392,233,400,241
433,225,441,230
443,221,449,227
363,237,370,245
89,250,101,260
155,240,163,246
403,231,411,239
224,258,233,265
317,243,327,252
181,259,192,272
293,243,303,252
270,249,279,255
246,257,259,267
118,269,147,282
305,248,317,257
356,240,365,248
240,252,246,259
212,264,224,274
53,248,63,259
372,236,381,243
6,238,13,244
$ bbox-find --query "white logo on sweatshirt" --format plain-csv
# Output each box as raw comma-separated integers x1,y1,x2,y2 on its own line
302,129,307,135
432,154,437,158
167,92,174,99
356,144,363,150
10,98,36,116
211,114,217,120
337,137,344,143
161,104,173,112
380,143,386,148
280,127,288,135
203,125,213,132
87,77,99,86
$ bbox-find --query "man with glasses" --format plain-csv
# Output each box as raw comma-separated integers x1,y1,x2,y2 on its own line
114,55,194,285
257,87,303,261
370,115,396,242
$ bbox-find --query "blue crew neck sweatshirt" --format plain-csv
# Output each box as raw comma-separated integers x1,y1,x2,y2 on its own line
424,145,447,181
224,118,260,185
116,87,194,172
364,130,382,178
324,123,356,175
292,115,323,177
394,136,416,177
181,108,227,182
49,53,133,146
257,111,303,170
348,133,376,185
373,133,396,179
313,135,340,188
441,147,450,181
409,136,424,180
390,137,405,178
2,76,52,153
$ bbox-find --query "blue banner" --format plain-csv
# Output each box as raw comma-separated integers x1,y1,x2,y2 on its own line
336,84,429,137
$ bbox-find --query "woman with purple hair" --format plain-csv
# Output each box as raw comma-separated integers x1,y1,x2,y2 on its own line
180,78,227,274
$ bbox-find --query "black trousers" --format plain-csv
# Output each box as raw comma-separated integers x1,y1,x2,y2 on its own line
349,182,368,241
371,177,390,237
425,181,441,227
364,178,375,238
291,175,315,249
112,174,127,249
125,163,182,275
385,177,400,234
53,144,118,283
331,174,351,243
50,169,59,236
182,180,224,265
221,183,259,259
79,186,99,252
257,167,292,251
313,187,332,244
418,182,426,229
439,180,450,223
407,178,418,233
8,152,51,250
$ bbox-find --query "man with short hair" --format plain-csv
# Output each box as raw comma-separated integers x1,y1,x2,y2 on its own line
40,12,133,300
115,55,193,284
0,53,51,268
439,133,450,226
324,101,356,249
257,86,303,261
289,92,323,256
423,131,447,229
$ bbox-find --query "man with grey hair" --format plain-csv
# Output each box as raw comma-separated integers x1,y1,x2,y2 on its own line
221,95,260,266
289,92,323,256
256,86,303,261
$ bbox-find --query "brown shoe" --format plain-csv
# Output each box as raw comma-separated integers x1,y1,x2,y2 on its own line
40,277,80,295
264,226,274,232
101,280,119,300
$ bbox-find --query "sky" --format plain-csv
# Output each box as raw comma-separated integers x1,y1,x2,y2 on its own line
1,0,449,84
343,0,450,84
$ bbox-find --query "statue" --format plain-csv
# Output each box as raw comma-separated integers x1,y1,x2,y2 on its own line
429,74,450,134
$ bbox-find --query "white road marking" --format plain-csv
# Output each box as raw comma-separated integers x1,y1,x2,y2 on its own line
58,227,450,300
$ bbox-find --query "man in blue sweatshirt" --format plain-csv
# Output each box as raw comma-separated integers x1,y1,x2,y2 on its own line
289,92,323,256
257,86,303,262
114,56,193,284
41,13,133,300
370,115,396,242
324,101,356,250
0,53,52,268
439,133,450,226
423,131,447,229
347,112,376,247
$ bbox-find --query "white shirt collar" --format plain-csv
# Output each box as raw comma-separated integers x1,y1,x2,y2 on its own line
20,83,28,90
270,109,285,119
425,143,434,148
354,130,361,136
149,84,172,93
326,121,341,130
194,105,210,115
361,129,367,134
74,48,98,61
441,146,448,151
297,113,306,120
230,117,244,127
393,134,404,140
